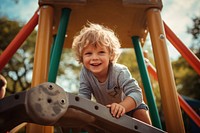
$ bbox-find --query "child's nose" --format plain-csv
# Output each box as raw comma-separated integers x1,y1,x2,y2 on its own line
91,53,99,60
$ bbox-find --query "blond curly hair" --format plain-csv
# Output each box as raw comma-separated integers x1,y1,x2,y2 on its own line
72,22,121,63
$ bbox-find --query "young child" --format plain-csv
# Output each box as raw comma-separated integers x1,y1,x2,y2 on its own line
72,22,152,125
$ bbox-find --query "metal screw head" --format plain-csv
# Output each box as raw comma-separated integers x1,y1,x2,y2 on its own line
160,34,165,39
48,85,53,90
60,99,65,105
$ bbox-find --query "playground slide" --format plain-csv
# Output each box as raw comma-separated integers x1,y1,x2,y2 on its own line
0,82,165,133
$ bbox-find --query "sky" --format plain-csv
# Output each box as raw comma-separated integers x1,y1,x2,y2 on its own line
161,0,200,60
0,0,199,61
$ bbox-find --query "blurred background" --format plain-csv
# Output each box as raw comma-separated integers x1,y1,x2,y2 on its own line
0,0,199,132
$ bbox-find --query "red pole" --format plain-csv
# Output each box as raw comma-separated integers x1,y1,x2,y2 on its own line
164,21,200,75
0,9,39,72
178,95,200,127
145,59,200,127
145,59,158,81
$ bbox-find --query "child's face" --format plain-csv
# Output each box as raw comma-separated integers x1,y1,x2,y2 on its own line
82,44,110,79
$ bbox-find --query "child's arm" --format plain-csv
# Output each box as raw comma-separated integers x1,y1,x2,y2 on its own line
106,96,136,118
119,96,136,112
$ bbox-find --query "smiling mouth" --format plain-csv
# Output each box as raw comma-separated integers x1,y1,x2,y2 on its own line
90,63,101,66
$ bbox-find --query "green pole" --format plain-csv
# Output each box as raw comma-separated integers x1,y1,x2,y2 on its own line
50,35,56,60
48,8,71,82
132,36,162,129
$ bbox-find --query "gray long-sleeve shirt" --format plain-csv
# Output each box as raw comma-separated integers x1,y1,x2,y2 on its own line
78,63,143,107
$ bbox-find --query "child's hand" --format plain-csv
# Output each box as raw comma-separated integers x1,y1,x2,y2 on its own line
0,75,7,99
106,103,126,118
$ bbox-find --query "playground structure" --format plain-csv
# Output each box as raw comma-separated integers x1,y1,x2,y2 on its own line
0,0,200,133
0,82,165,133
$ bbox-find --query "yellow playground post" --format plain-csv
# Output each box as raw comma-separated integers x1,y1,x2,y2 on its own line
26,5,54,133
147,8,185,133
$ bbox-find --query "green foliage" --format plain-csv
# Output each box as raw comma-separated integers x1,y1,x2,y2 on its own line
118,49,141,82
0,17,21,50
0,16,36,95
174,15,200,100
187,16,200,51
0,16,82,95
172,51,200,100
188,16,200,40
58,48,82,93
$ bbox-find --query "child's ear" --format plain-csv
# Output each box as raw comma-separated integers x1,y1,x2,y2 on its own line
109,55,114,62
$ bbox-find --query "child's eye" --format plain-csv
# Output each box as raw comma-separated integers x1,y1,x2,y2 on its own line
99,51,105,54
84,52,92,55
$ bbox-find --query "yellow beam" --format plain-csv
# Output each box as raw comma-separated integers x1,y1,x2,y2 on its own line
146,8,185,133
26,5,54,133
38,0,162,48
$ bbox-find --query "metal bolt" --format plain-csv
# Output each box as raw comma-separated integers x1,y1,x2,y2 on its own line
160,34,165,39
43,5,48,9
48,85,53,90
153,8,159,12
60,99,65,105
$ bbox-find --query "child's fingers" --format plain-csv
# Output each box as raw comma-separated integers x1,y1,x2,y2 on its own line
106,103,117,116
112,104,124,118
112,104,119,117
121,108,126,116
116,107,125,118
116,108,122,118
106,104,111,108
106,103,125,118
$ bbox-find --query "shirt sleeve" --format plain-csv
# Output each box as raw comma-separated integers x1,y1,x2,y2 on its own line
78,68,92,100
118,67,143,107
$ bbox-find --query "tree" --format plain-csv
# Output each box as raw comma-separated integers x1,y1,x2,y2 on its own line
172,52,200,100
57,48,81,93
0,16,82,95
172,16,200,100
118,49,141,81
0,16,36,95
187,16,200,52
0,17,21,49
